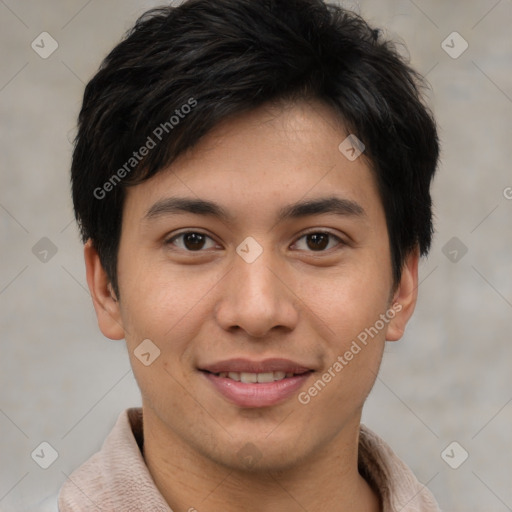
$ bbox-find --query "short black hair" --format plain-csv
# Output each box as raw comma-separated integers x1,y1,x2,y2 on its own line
71,0,440,299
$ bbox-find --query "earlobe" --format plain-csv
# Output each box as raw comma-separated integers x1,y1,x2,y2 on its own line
84,239,125,340
386,247,420,342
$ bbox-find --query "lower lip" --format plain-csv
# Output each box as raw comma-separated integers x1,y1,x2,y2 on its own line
201,371,312,408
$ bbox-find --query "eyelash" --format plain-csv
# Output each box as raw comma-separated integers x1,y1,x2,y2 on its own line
164,230,345,253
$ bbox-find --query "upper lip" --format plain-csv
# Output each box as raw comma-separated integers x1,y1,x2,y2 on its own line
199,358,313,374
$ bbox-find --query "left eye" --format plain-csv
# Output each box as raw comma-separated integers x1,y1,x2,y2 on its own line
293,232,343,252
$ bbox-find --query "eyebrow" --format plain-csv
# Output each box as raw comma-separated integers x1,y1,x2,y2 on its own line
143,196,366,225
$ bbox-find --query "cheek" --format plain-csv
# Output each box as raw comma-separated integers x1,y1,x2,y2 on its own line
310,259,391,339
118,269,202,411
301,281,389,418
119,258,223,356
305,255,391,396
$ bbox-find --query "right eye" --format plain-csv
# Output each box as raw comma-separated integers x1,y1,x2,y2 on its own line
165,231,219,252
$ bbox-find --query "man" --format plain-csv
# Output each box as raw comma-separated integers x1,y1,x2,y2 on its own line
59,0,441,510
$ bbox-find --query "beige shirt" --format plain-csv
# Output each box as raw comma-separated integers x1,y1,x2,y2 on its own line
58,408,441,512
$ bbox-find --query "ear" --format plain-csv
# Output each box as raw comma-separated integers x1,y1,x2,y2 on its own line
386,247,420,342
84,239,125,340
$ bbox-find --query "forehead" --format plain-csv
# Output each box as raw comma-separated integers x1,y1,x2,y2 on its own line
122,99,384,228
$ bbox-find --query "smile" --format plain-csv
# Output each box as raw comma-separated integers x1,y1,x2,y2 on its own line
209,370,309,383
199,360,314,408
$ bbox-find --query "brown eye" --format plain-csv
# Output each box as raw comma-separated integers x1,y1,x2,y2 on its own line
294,231,343,252
183,233,206,250
167,232,217,251
306,233,329,250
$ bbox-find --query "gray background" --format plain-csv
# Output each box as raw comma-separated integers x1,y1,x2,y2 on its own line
1,0,511,510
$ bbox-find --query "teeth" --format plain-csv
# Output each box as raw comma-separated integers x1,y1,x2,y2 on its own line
256,372,274,383
240,372,258,383
216,371,292,382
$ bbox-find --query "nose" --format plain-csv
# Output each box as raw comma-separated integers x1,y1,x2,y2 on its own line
214,248,299,339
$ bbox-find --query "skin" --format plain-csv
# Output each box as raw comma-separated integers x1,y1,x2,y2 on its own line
85,99,419,512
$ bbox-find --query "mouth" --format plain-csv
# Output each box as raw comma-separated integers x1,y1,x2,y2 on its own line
198,358,314,408
201,369,311,383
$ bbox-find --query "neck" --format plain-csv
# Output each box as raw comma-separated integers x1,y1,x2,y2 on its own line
142,407,380,512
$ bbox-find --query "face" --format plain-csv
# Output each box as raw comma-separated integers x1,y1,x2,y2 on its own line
87,100,418,472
